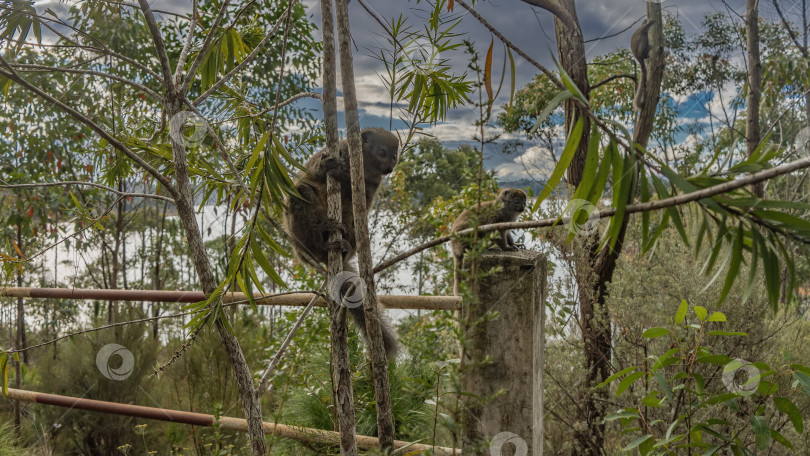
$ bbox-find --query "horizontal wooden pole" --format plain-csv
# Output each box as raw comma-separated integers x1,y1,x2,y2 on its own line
3,388,457,454
0,287,461,311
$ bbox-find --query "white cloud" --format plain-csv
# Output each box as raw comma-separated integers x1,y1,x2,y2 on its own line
495,145,555,180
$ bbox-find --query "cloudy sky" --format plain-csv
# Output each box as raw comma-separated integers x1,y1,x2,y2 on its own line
35,0,799,181
290,0,766,182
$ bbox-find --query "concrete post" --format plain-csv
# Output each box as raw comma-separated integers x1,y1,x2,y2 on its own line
460,250,545,456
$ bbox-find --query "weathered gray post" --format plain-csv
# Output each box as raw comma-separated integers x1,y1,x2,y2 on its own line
460,250,545,456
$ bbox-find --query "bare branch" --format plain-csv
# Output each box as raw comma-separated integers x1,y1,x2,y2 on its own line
23,196,125,263
589,73,635,92
0,181,174,203
373,155,810,274
0,59,179,199
181,0,233,95
772,0,810,58
174,0,198,85
34,13,164,81
100,0,191,19
12,64,162,100
137,0,175,91
519,0,578,29
255,285,325,395
192,0,298,106
455,0,564,90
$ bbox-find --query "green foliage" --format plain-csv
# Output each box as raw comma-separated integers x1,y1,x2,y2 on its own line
602,300,810,454
0,421,25,456
378,0,473,126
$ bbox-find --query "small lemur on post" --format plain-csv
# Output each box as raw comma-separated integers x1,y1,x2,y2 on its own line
631,19,656,112
450,188,527,294
283,127,400,360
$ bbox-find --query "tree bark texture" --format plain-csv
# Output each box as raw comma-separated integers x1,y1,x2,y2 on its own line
552,0,590,188
746,0,764,197
539,2,665,454
321,0,359,453
335,0,396,450
167,95,267,455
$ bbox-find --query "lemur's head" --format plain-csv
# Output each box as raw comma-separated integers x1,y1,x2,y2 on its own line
361,128,399,175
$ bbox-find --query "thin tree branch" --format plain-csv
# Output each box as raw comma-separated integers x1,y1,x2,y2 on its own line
32,11,163,81
100,0,190,19
228,92,323,121
4,291,318,354
373,155,810,274
0,60,179,199
24,196,125,263
584,17,644,44
192,0,299,106
174,0,198,85
0,181,174,203
772,0,810,58
181,0,233,95
137,0,175,92
455,0,564,90
11,64,162,100
589,73,635,92
255,285,325,396
519,0,578,30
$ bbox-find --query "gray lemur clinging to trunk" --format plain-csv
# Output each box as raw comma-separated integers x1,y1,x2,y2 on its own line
283,127,400,360
632,19,656,112
450,188,527,295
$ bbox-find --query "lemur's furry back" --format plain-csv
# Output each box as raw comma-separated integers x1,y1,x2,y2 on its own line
283,127,400,360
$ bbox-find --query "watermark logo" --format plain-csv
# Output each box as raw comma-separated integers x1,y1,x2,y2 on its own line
722,358,760,396
563,199,601,236
328,271,367,309
401,37,441,75
96,343,134,381
489,431,528,456
169,110,208,149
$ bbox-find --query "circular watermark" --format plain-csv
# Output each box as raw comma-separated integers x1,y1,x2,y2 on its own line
96,343,134,381
563,199,601,236
169,110,208,149
722,358,759,396
490,431,528,456
328,271,367,309
401,37,441,75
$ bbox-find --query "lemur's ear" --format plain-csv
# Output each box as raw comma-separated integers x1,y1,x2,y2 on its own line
361,129,370,144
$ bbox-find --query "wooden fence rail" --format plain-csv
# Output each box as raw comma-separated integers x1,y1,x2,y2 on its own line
0,287,461,311
2,388,458,455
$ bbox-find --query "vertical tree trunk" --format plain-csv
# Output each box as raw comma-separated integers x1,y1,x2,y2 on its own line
152,201,168,339
321,0,359,453
14,225,25,436
335,0,396,451
553,0,590,188
532,2,665,453
166,94,266,455
746,0,764,197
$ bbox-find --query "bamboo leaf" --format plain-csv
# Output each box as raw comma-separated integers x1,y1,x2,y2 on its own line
555,57,588,103
717,224,744,305
507,45,515,110
529,90,574,135
484,37,493,117
533,116,584,209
